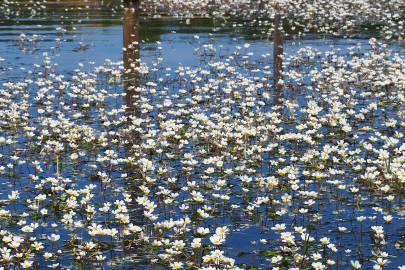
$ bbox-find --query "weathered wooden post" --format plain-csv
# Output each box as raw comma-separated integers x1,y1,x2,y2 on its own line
123,0,141,110
273,13,283,91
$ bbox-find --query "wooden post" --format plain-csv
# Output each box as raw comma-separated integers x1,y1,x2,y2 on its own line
273,13,283,90
123,0,140,74
123,0,140,110
123,0,140,8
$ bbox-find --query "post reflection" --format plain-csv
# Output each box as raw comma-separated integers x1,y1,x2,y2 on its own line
123,0,141,112
122,2,144,256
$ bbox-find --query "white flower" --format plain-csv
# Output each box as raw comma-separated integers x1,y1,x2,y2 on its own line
21,261,33,269
351,260,361,269
209,234,225,245
191,238,202,248
197,227,210,235
48,234,60,242
312,262,326,270
44,252,53,260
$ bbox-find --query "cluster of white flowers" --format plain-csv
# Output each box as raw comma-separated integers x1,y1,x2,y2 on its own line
0,1,404,269
1,38,403,268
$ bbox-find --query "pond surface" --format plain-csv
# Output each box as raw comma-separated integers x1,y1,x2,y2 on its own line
0,2,381,81
0,1,404,270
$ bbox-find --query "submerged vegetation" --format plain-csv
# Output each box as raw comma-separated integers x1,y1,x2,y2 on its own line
0,0,404,269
